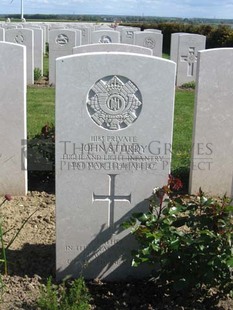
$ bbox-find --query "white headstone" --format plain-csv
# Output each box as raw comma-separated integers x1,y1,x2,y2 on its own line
5,28,34,84
78,27,91,45
91,30,120,44
170,33,206,86
134,31,163,57
0,28,5,41
4,25,18,29
73,43,152,55
190,48,233,198
75,29,81,47
56,52,176,281
144,29,162,34
121,27,141,44
49,29,77,85
23,24,47,54
50,24,66,30
0,42,27,195
25,27,43,75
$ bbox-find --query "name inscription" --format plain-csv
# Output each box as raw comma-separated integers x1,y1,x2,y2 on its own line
59,136,171,172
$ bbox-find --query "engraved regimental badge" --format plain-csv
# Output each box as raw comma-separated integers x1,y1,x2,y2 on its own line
144,37,156,49
15,33,24,44
56,34,69,45
99,35,112,43
87,75,142,130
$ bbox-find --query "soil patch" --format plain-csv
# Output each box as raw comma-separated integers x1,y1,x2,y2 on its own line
0,192,233,309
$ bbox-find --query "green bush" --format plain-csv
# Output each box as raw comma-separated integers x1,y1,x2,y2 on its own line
122,22,233,53
34,67,42,81
123,175,233,300
38,277,91,310
28,124,55,171
180,81,196,89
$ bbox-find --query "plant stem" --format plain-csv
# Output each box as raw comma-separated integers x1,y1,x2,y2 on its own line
0,200,6,208
0,223,7,275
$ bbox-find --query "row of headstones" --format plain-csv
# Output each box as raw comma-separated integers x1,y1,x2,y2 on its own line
1,41,232,280
0,26,44,84
0,22,206,86
49,30,206,86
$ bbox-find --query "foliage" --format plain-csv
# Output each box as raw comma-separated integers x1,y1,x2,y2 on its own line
43,54,49,78
38,277,91,310
124,22,233,53
34,67,42,81
180,81,196,89
123,175,233,300
28,124,55,183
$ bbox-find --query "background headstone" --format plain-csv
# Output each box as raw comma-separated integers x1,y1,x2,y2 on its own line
0,42,27,195
121,27,141,44
0,28,5,41
56,52,176,281
5,28,34,84
170,33,206,86
49,29,77,85
73,43,153,55
190,48,233,198
78,27,91,45
134,31,163,57
91,30,120,44
143,29,162,33
25,27,43,75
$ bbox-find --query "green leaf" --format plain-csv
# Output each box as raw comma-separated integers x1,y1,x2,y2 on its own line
142,247,150,255
151,240,160,251
199,230,215,237
132,259,140,267
173,278,188,291
170,239,179,250
227,258,233,267
199,244,205,251
137,213,150,223
224,205,233,212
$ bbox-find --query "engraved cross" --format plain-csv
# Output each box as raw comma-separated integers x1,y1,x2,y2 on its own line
93,174,131,228
180,47,197,76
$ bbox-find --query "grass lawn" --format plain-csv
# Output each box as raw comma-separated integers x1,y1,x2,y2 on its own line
27,86,55,138
172,89,195,170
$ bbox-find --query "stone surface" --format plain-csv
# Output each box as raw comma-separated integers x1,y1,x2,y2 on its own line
0,28,5,41
49,29,77,85
0,42,27,195
134,31,163,57
73,43,152,55
91,30,120,44
144,29,162,33
189,48,233,198
56,52,176,281
170,33,206,86
25,27,43,75
76,27,91,45
121,27,141,44
5,28,34,84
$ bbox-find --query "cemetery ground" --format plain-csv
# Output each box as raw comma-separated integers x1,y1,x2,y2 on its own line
0,84,233,309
